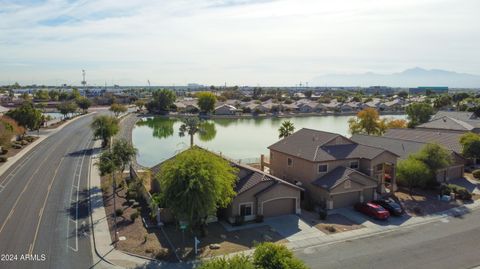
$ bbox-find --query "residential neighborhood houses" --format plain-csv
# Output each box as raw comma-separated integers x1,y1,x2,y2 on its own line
4,81,480,268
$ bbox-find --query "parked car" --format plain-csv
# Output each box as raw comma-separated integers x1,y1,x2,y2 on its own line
354,202,390,220
372,199,403,216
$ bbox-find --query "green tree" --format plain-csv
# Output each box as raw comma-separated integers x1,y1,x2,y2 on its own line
70,88,81,100
405,102,434,127
396,157,431,195
433,95,452,109
97,150,117,176
179,117,205,147
91,115,119,147
111,139,137,171
460,132,480,161
414,143,452,179
197,91,217,113
398,91,408,98
135,99,146,111
253,242,308,269
110,103,127,118
158,148,238,232
278,120,295,139
48,90,60,101
34,89,50,100
76,97,92,113
304,90,313,99
6,102,42,131
57,101,78,119
147,89,176,113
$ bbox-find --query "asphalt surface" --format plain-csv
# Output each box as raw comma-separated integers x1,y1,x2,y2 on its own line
295,208,480,269
0,114,97,269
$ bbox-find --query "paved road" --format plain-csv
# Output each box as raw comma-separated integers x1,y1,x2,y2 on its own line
295,208,480,269
0,114,98,269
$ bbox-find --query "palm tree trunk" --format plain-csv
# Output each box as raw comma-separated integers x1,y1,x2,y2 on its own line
190,135,194,148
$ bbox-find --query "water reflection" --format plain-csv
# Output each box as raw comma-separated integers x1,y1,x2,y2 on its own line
137,117,176,139
137,117,217,141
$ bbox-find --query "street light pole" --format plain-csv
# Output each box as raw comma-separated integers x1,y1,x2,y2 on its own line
110,136,118,246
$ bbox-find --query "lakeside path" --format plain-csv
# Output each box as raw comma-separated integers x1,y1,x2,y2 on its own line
116,113,145,170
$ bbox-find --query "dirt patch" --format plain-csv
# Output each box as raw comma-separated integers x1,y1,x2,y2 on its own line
395,188,467,216
314,214,364,234
0,136,39,166
302,211,364,234
101,174,286,262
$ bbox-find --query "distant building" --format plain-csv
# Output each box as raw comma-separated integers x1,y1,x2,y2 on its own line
409,87,448,95
364,86,395,95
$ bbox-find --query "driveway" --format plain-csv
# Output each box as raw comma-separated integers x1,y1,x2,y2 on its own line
330,207,412,228
264,214,325,241
449,177,480,194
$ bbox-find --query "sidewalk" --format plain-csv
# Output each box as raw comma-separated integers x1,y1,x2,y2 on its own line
0,112,94,178
287,200,480,250
89,140,195,269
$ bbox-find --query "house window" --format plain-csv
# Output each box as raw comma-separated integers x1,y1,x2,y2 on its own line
318,164,328,173
350,161,359,169
344,180,351,189
376,163,383,172
239,203,253,217
287,158,293,167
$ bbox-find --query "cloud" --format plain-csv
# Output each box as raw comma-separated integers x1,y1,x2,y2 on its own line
0,0,479,86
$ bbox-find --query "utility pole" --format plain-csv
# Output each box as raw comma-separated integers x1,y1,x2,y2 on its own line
81,69,87,96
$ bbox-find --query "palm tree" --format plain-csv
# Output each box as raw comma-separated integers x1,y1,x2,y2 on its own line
278,120,295,139
179,117,203,147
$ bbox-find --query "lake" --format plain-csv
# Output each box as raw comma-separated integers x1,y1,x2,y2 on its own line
132,114,408,167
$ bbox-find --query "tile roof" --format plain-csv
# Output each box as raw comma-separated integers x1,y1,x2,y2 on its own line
417,116,477,131
150,147,303,196
351,134,428,160
312,166,377,191
383,128,464,154
268,128,392,162
431,111,477,121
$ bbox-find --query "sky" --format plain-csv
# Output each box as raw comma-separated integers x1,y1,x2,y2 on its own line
0,0,479,86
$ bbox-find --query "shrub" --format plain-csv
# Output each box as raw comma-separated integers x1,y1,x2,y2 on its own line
12,144,22,149
456,188,472,201
1,148,8,154
325,225,336,233
130,211,139,222
25,136,35,142
198,255,254,269
0,156,7,162
20,140,28,145
233,215,244,226
255,215,264,223
115,208,124,217
472,169,480,179
253,242,308,269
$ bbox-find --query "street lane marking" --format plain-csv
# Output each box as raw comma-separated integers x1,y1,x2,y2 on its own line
0,139,66,235
0,148,40,191
29,141,75,255
67,138,92,252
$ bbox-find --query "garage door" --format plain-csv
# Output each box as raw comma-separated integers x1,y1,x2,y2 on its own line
363,188,374,202
262,198,295,218
447,166,463,180
332,191,360,209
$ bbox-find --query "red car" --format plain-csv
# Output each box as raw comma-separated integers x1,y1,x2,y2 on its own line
354,202,390,220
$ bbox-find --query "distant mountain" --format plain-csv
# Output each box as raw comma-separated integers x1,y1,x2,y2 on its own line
311,67,480,88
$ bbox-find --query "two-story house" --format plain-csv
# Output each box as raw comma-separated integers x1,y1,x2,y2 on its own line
267,128,398,209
